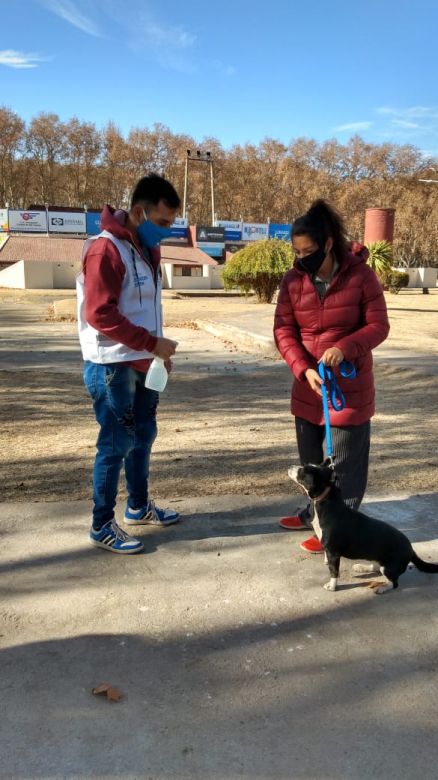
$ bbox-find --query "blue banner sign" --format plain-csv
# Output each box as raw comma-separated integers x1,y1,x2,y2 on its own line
170,217,188,238
197,242,224,258
86,211,101,235
215,220,242,241
269,223,292,241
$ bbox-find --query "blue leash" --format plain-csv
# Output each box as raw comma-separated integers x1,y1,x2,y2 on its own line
318,360,357,463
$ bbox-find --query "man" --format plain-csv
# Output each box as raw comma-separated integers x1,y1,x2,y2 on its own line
77,174,182,554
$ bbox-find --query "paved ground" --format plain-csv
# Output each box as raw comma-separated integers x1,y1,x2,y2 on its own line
1,288,438,778
2,491,438,779
196,303,438,375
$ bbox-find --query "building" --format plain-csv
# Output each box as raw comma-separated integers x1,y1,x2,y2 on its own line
0,235,83,288
0,233,222,291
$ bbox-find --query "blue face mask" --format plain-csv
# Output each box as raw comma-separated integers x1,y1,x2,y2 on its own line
137,217,173,248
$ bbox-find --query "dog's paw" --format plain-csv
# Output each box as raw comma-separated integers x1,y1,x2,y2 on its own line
324,580,337,592
367,580,393,595
352,563,380,576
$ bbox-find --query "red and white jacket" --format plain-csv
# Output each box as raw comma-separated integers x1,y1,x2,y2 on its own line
77,206,162,372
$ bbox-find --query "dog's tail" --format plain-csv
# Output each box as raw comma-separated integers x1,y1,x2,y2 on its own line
411,552,438,573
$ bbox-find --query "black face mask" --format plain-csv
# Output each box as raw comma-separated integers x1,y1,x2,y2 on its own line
297,246,327,275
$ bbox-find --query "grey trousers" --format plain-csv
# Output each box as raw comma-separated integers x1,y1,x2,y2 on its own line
295,417,371,523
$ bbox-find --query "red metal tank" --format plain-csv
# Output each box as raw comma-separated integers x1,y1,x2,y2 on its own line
363,208,395,244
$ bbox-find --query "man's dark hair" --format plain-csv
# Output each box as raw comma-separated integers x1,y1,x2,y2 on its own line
131,174,181,210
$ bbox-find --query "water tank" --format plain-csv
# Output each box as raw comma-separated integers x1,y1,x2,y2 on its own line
363,208,395,244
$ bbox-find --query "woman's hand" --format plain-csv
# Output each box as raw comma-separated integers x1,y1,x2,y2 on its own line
304,368,324,396
320,347,344,367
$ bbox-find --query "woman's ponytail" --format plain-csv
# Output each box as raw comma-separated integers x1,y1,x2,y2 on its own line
293,199,348,260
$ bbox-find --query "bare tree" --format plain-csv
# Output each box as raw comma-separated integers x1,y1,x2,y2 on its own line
26,112,66,204
0,105,436,265
0,107,25,206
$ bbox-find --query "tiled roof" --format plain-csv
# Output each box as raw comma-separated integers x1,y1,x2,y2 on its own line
0,235,219,267
160,245,218,266
0,235,84,264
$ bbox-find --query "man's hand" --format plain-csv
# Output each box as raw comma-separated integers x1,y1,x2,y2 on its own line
153,337,178,361
320,347,344,367
305,368,324,396
164,358,173,374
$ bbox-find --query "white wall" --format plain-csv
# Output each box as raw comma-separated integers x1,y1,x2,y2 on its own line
163,263,214,289
23,261,54,289
53,262,80,288
418,268,437,288
0,260,26,288
172,273,211,290
162,264,172,289
0,260,81,289
210,266,224,289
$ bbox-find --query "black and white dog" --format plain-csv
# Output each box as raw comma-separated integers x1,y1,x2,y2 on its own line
289,461,438,594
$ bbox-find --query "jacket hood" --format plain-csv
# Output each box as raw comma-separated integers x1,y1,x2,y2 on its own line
348,241,369,265
100,205,134,242
99,205,161,270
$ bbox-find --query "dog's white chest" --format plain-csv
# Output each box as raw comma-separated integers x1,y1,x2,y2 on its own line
312,503,323,541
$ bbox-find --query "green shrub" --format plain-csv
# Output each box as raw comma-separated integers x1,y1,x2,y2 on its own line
366,240,393,275
222,239,292,303
366,240,409,292
379,268,410,294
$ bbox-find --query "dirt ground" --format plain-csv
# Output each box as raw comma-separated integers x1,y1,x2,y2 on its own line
0,288,437,504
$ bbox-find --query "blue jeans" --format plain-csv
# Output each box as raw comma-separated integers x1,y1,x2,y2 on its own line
83,362,159,529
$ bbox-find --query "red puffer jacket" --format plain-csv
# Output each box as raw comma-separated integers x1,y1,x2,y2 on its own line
273,245,389,426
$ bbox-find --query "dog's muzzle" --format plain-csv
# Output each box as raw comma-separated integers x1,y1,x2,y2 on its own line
288,466,300,483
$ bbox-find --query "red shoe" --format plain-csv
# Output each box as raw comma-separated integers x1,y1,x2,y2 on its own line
300,536,324,554
279,515,308,530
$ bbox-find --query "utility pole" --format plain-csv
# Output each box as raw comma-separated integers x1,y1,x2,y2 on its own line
182,152,189,219
209,155,215,225
183,149,215,223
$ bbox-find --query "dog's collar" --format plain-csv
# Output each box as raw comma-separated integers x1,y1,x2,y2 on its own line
311,486,332,503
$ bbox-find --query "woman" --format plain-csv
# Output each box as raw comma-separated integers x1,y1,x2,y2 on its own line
274,200,389,553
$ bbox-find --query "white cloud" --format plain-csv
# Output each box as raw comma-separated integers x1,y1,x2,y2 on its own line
140,19,196,50
376,105,438,120
212,60,237,77
41,0,102,37
95,0,197,71
392,119,422,129
0,49,50,69
119,11,197,72
334,121,373,132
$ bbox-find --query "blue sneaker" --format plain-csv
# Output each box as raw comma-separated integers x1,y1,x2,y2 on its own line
125,499,180,527
90,519,144,554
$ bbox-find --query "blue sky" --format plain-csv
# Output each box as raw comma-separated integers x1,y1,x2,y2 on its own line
1,0,437,156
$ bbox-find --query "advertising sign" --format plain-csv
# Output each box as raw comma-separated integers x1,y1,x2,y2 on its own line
48,211,86,233
0,208,8,232
268,223,292,241
197,242,224,258
170,216,188,238
242,223,269,242
8,209,47,232
86,211,101,235
215,220,242,241
196,225,225,243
